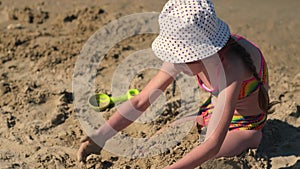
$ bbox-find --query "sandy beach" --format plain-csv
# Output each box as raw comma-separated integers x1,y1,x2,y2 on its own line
0,0,299,168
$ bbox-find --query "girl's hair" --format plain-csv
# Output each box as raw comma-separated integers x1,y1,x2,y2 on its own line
225,36,277,114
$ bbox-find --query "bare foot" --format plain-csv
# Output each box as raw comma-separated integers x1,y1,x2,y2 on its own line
77,135,105,163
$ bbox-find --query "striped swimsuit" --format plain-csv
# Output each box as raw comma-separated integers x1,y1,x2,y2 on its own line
196,34,268,131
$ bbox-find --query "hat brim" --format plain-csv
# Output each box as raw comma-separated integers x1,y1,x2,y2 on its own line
152,18,230,63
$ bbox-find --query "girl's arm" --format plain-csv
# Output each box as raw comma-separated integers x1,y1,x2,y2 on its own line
77,62,179,162
166,58,244,169
95,62,179,140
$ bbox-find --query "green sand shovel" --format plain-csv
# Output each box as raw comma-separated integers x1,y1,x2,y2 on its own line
88,89,140,111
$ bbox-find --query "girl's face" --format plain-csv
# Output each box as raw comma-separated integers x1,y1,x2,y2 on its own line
174,61,203,76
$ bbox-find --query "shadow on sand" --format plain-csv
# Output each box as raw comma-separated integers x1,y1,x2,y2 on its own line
257,117,300,169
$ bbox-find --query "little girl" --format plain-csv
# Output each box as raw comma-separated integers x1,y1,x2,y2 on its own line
78,0,273,168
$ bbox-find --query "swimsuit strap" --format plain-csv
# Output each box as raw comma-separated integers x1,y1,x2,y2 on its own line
238,49,268,98
232,34,244,41
233,34,265,78
196,75,215,93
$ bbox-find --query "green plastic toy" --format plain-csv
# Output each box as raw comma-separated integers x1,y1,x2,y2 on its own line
88,89,140,111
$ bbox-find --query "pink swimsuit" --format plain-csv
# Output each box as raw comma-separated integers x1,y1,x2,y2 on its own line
197,34,268,131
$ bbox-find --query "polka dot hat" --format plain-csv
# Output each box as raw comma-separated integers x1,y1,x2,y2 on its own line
152,0,230,63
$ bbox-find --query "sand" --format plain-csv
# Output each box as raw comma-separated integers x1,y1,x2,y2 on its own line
0,0,299,168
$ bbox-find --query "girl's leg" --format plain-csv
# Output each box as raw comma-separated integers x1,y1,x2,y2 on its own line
214,130,262,158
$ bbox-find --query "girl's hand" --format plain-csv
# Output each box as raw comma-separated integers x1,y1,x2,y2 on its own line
77,135,105,163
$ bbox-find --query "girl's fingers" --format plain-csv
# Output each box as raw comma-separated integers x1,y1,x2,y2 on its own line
77,142,88,162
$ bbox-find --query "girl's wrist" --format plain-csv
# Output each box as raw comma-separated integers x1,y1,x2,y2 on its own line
95,123,118,141
88,130,107,148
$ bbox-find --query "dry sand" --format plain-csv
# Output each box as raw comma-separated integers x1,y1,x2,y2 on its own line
0,0,299,168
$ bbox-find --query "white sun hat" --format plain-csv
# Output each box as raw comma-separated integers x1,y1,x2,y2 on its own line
152,0,230,63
